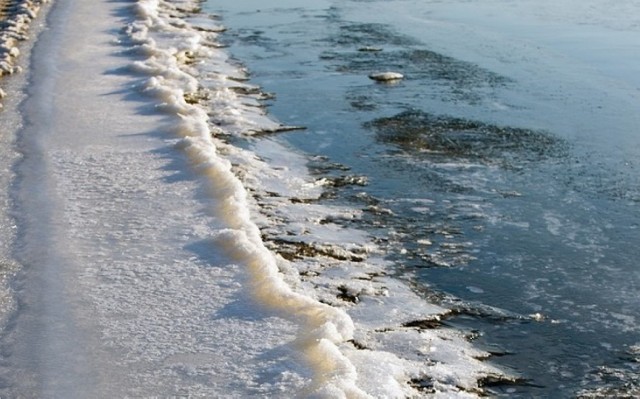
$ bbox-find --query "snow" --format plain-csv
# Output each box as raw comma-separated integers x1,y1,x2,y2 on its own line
369,72,404,82
1,0,309,396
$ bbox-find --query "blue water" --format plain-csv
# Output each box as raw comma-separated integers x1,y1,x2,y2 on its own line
206,1,640,396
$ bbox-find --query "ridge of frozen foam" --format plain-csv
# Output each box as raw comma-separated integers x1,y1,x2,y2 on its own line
126,1,369,396
0,1,49,74
0,0,49,106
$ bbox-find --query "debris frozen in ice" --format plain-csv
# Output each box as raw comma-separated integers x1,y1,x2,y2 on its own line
369,71,404,81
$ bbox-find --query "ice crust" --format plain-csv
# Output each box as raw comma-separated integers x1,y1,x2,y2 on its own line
123,0,511,397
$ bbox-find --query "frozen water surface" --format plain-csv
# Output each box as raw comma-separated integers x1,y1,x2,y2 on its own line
208,0,640,397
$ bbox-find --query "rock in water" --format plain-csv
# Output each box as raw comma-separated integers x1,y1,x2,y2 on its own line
368,72,404,82
358,46,383,52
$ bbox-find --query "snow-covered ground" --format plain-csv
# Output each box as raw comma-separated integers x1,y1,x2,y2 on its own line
0,0,514,397
1,0,311,396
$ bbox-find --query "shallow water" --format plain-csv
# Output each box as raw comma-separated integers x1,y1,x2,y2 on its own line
206,0,640,396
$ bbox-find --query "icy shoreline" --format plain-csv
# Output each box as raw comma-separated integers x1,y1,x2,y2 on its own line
128,0,514,396
0,0,50,354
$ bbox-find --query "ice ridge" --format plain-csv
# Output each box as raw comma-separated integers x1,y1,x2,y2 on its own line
126,0,369,396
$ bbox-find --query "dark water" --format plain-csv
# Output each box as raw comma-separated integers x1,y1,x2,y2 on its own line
205,0,640,396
